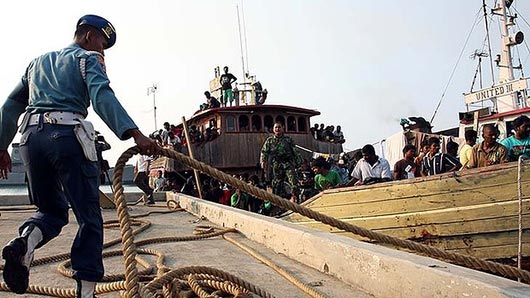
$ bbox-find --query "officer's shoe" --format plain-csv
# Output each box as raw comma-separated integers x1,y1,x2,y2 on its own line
144,195,155,205
76,280,96,298
2,224,42,294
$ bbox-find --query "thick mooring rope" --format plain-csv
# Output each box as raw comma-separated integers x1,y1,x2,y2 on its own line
112,146,530,294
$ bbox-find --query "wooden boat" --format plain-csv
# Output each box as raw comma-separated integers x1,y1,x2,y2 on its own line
284,161,530,260
151,78,343,176
286,0,530,261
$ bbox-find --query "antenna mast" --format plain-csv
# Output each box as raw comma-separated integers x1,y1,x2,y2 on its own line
241,0,250,73
147,83,158,131
482,0,496,85
492,0,526,111
236,5,246,86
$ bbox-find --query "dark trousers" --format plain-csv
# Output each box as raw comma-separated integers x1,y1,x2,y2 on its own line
134,172,153,199
18,123,103,281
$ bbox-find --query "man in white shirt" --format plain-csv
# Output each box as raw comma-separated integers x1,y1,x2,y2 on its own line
134,154,154,204
339,144,391,187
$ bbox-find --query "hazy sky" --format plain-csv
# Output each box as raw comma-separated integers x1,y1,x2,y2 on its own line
1,0,529,165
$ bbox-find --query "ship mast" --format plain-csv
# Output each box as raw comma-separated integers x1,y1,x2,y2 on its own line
463,0,526,114
492,0,525,112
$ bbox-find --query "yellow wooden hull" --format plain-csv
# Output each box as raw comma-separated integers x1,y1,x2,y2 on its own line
284,162,530,260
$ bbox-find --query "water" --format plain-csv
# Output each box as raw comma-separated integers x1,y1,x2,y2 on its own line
1,184,140,196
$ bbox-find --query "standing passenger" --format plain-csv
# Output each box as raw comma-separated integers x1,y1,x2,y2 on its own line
219,66,237,107
260,122,302,204
0,15,158,297
134,155,155,204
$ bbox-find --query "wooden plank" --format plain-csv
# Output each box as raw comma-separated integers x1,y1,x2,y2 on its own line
307,170,530,209
288,171,530,220
445,243,530,259
330,229,530,259
283,160,530,260
289,192,530,223
298,212,530,239
413,230,530,250
292,198,530,228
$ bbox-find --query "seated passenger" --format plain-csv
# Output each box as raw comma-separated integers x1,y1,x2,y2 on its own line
311,157,343,191
333,125,345,143
188,125,202,143
500,115,530,161
459,129,477,168
446,140,459,158
421,137,461,176
414,140,429,167
204,91,220,109
323,126,335,142
339,144,391,187
468,124,508,168
393,144,420,180
167,131,181,151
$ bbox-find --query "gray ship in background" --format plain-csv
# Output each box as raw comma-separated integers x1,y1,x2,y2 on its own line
0,143,135,186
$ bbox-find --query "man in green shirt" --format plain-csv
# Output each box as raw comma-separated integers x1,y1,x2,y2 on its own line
311,157,343,191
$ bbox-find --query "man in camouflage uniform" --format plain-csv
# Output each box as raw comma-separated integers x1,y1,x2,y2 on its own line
260,122,302,203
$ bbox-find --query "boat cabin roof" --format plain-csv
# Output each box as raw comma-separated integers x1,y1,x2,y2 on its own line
191,104,320,120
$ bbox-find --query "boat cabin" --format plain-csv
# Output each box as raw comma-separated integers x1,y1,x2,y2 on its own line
152,104,343,175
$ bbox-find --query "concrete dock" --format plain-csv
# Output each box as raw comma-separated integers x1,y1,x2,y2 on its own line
0,201,370,297
0,192,529,297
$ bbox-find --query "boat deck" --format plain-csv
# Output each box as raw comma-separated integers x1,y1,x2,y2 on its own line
0,204,370,298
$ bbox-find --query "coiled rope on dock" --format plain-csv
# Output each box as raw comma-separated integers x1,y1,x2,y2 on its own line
0,214,265,297
1,186,311,297
111,146,530,298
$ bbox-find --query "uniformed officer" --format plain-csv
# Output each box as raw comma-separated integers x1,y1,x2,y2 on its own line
0,15,159,297
260,122,302,210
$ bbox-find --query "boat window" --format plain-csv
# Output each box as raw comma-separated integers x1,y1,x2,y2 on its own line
287,116,296,132
226,116,236,132
209,118,217,129
298,116,307,132
251,115,262,131
264,115,274,132
239,115,250,131
275,115,286,128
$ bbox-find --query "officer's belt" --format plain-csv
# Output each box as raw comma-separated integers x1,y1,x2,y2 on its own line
28,111,84,126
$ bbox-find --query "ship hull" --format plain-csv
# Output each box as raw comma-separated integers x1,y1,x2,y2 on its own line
284,162,530,260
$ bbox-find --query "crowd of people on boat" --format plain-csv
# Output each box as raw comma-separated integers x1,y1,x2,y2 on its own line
196,66,268,113
148,120,219,149
135,114,530,215
317,115,530,189
235,115,530,215
310,124,345,144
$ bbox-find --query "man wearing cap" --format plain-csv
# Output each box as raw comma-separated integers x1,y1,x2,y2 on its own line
0,15,159,297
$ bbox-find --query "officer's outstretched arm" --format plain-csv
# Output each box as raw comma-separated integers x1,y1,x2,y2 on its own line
127,129,159,156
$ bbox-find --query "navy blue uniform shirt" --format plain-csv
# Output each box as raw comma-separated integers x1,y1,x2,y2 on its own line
0,43,138,149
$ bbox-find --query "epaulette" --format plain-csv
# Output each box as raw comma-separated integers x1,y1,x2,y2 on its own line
79,51,106,81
